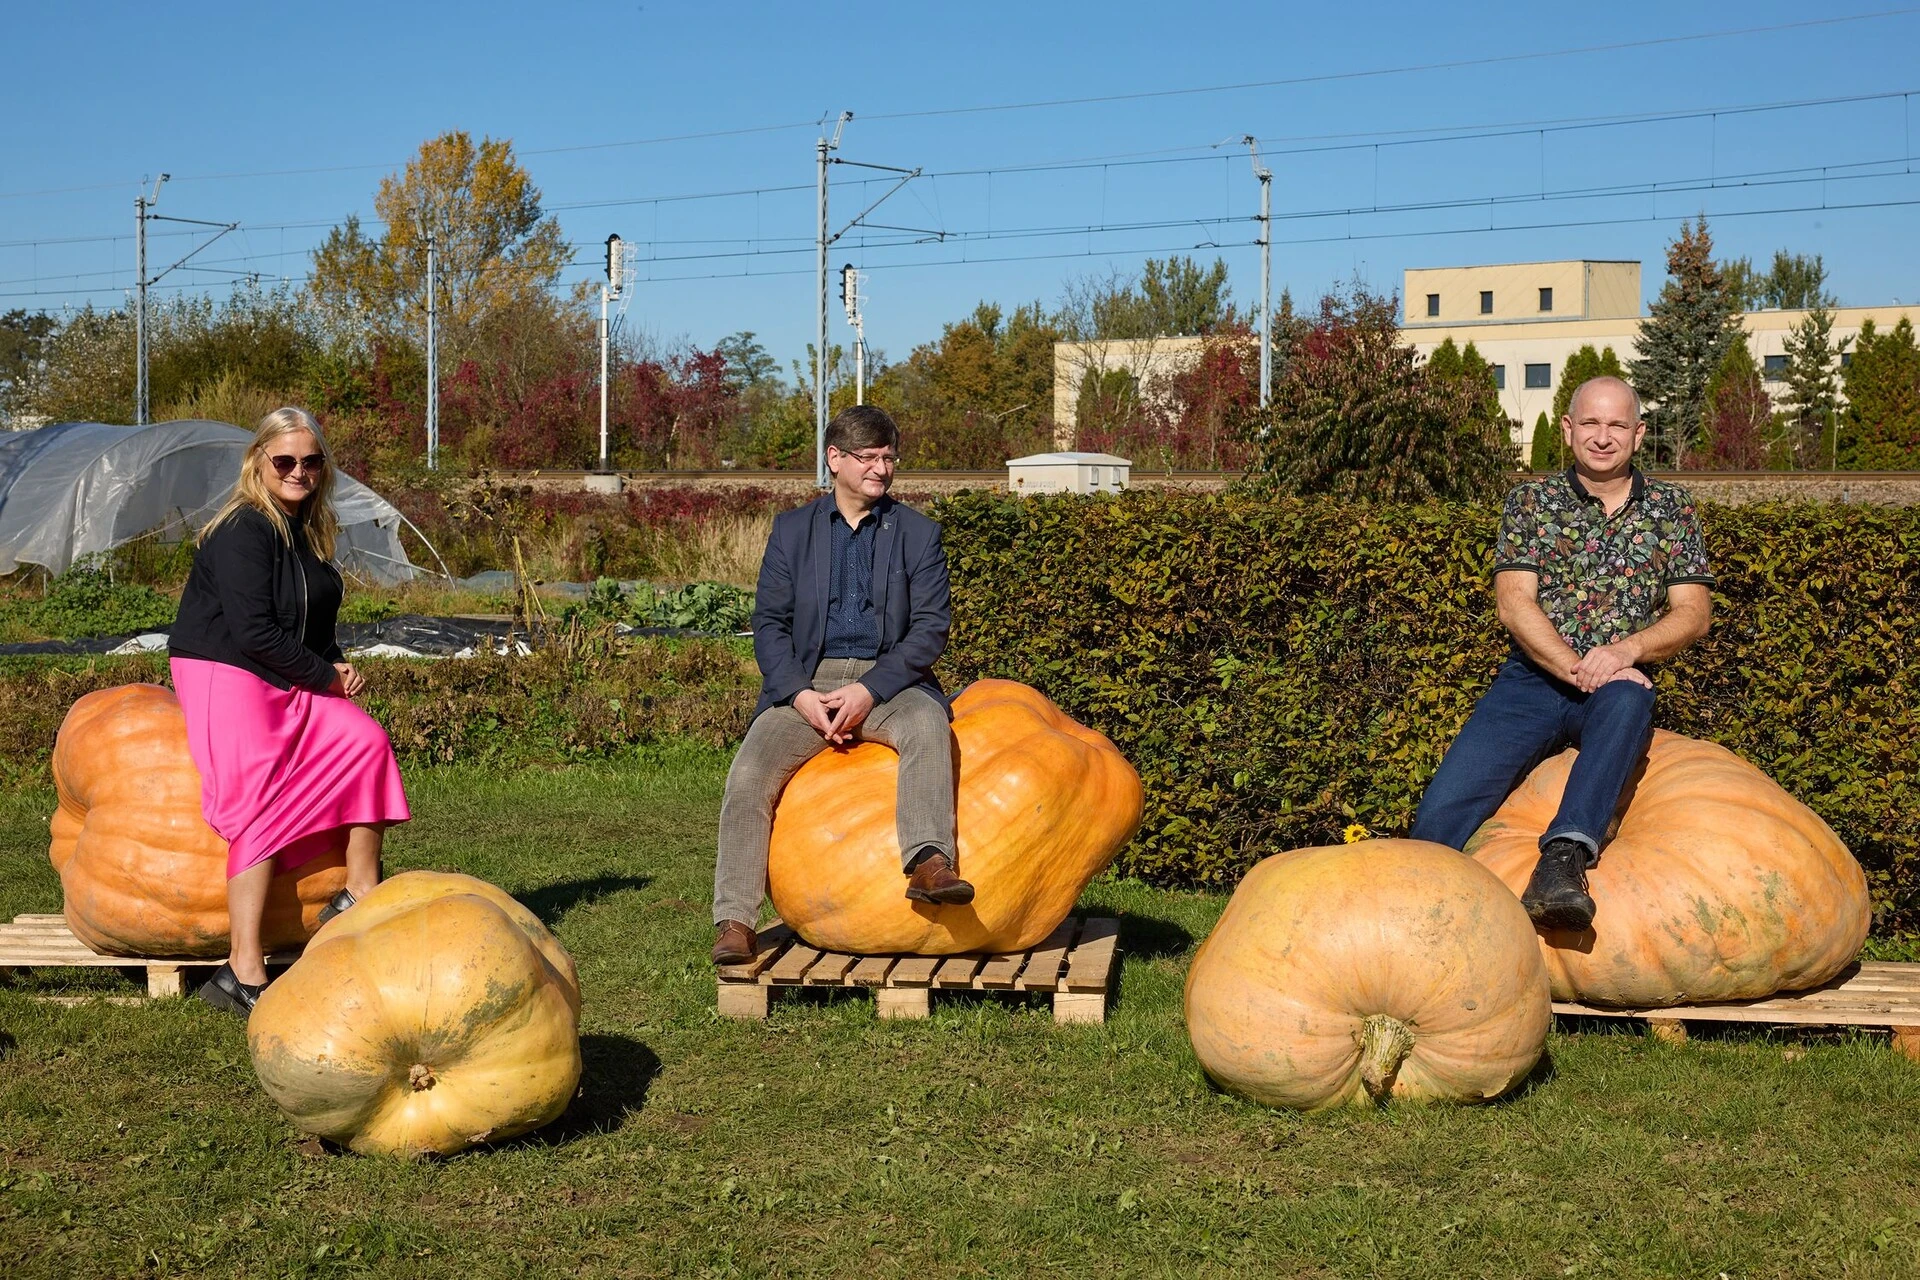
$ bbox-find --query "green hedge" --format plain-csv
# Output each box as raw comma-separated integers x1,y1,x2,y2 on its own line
0,640,756,790
934,491,1920,931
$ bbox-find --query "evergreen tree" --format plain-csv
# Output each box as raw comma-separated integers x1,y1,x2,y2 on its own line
1698,336,1769,470
1550,345,1627,427
1778,304,1848,467
1839,317,1920,469
1629,218,1743,467
1528,411,1559,471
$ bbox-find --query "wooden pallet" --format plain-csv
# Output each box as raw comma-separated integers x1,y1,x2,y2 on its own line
1552,960,1920,1057
717,916,1121,1024
0,914,298,999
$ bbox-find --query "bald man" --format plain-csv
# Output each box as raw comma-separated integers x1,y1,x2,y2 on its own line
1410,376,1714,932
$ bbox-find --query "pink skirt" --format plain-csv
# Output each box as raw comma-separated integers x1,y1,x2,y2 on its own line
170,657,411,878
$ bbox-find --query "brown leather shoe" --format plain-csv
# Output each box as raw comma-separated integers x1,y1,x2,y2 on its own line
904,852,975,905
712,920,757,966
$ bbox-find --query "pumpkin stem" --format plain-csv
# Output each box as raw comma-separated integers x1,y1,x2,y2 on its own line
408,1063,436,1092
1358,1014,1415,1104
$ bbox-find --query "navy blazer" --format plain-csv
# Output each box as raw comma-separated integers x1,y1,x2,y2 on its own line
750,493,950,720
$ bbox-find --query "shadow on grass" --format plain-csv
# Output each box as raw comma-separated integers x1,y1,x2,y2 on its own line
0,1030,14,1060
519,875,654,927
526,1033,662,1146
1114,912,1192,961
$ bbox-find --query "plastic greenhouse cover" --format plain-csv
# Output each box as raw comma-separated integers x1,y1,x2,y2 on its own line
0,419,421,585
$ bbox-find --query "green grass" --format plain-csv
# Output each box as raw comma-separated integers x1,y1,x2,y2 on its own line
4,755,1920,1278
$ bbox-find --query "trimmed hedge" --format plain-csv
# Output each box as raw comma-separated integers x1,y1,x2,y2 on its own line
0,640,756,789
934,491,1920,931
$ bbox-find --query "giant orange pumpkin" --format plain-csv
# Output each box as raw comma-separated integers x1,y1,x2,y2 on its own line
1468,730,1869,1007
248,871,582,1158
767,679,1142,955
1185,840,1551,1110
49,684,346,957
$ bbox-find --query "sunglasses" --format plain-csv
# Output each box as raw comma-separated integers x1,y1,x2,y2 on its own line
268,453,327,476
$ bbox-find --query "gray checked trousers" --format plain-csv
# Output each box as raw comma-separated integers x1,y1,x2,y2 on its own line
712,657,956,926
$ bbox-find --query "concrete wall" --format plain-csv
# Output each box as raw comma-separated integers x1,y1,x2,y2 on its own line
1403,260,1640,327
1049,335,1208,446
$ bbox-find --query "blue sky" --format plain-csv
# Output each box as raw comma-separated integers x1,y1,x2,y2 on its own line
5,2,1919,370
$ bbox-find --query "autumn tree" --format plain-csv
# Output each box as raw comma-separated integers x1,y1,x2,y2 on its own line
1694,336,1769,470
1243,285,1518,503
307,132,569,357
1630,217,1743,467
877,302,1060,467
1839,317,1920,468
1057,256,1237,340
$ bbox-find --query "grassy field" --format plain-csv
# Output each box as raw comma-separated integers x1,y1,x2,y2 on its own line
3,752,1920,1278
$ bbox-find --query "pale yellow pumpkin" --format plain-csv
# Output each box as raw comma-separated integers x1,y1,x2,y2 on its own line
1469,730,1869,1007
1185,839,1551,1110
247,871,581,1157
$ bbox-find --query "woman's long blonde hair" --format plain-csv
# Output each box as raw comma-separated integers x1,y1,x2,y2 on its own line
199,407,341,560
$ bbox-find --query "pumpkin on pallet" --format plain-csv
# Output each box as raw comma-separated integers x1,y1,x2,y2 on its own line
49,684,346,958
248,871,582,1158
1185,840,1551,1111
1468,730,1871,1008
766,679,1143,956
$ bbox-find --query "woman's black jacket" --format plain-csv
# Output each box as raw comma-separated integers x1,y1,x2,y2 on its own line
168,505,344,693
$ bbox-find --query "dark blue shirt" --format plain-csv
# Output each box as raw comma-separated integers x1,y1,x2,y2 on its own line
822,508,881,659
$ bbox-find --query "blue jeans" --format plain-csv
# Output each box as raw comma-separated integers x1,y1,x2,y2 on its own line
1409,658,1655,865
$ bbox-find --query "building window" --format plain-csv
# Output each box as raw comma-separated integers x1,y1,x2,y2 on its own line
1492,365,1506,390
1524,363,1552,390
1480,290,1494,314
1763,355,1789,382
1539,287,1553,312
1841,351,1853,368
1426,293,1440,317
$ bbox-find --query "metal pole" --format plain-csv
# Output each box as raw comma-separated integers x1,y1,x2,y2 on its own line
425,229,438,471
855,320,866,406
815,135,830,488
599,286,610,471
1258,168,1273,408
134,195,148,425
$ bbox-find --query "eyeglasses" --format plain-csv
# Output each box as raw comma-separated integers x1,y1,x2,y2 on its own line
833,448,899,468
268,453,327,476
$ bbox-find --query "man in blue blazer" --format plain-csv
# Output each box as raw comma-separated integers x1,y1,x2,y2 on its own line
712,405,970,965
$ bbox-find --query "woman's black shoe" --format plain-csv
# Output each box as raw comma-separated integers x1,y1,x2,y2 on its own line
197,963,267,1016
315,888,357,925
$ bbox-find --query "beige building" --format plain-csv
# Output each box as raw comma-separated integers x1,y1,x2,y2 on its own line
1404,260,1915,452
1049,259,1915,454
1049,334,1206,447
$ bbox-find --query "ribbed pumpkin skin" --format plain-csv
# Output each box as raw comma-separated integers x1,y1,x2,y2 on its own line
767,679,1143,955
49,684,346,958
1185,840,1551,1111
247,871,582,1158
1467,730,1870,1007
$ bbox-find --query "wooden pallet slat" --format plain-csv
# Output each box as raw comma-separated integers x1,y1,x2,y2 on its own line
974,952,1026,989
846,955,897,987
933,956,984,989
0,914,302,999
1062,917,1121,993
1014,920,1080,991
887,956,941,988
715,917,1124,1024
804,952,858,986
767,943,823,985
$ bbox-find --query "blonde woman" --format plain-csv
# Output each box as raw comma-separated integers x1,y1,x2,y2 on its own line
168,408,410,1014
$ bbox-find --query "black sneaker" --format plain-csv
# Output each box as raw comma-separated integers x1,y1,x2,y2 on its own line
315,888,357,926
1522,837,1597,932
197,963,267,1016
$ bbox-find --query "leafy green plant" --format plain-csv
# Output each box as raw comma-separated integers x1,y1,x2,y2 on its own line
641,581,754,633
934,490,1920,933
0,558,177,641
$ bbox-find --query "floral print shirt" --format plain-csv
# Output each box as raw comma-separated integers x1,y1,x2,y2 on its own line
1493,468,1714,653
